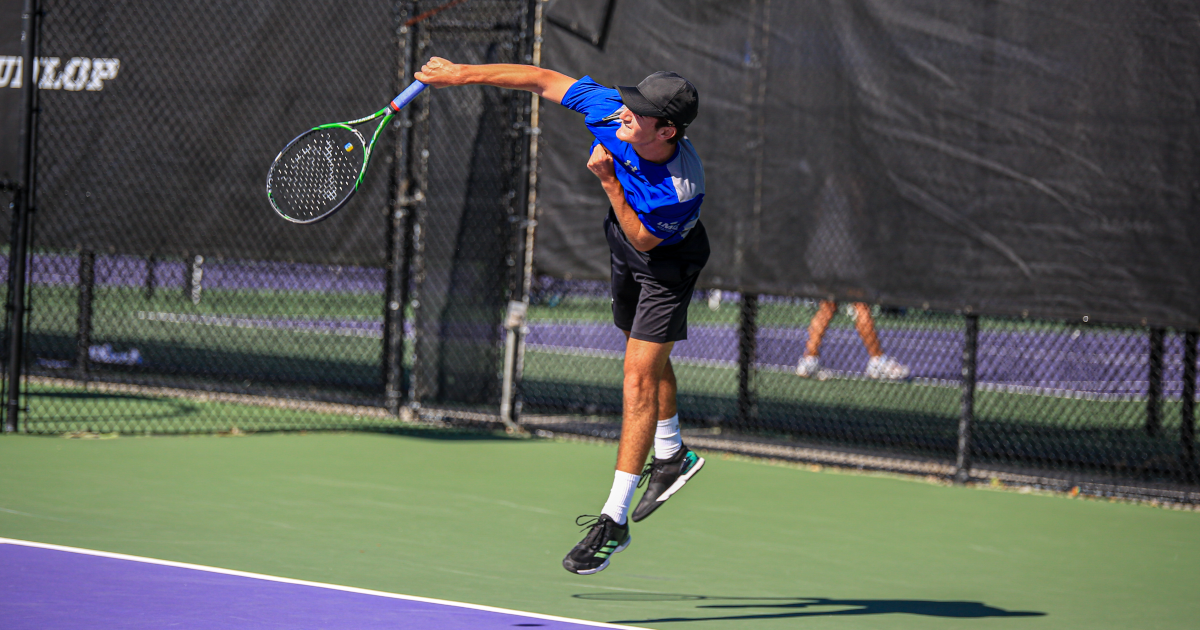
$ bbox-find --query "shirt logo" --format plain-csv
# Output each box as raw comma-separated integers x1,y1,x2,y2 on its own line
623,159,638,173
657,221,680,231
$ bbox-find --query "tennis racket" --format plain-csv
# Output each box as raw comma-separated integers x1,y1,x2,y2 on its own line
266,81,427,224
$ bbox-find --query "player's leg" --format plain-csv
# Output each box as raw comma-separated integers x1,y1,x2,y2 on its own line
563,210,641,576
854,302,910,380
631,348,704,521
654,357,682,460
617,331,682,460
798,299,837,377
615,337,676,475
626,237,708,523
564,214,708,574
658,355,677,420
563,336,670,575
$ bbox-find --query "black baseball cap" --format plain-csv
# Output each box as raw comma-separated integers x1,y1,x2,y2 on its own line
617,71,699,130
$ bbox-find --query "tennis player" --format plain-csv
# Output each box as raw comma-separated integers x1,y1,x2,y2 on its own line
415,58,708,575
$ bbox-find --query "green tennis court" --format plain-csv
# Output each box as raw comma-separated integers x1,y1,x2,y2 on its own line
2,400,1196,629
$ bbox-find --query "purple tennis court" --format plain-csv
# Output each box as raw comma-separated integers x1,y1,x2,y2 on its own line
0,539,637,630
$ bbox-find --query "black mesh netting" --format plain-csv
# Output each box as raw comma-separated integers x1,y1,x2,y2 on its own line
535,0,1200,329
1,0,533,432
28,0,398,265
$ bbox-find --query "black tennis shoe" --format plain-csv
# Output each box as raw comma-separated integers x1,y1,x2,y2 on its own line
562,514,630,575
631,446,705,522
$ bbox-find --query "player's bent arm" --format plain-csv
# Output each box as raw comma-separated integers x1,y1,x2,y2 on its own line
587,144,663,251
415,57,576,104
603,181,664,252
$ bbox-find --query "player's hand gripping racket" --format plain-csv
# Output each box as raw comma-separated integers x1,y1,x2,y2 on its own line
266,81,427,224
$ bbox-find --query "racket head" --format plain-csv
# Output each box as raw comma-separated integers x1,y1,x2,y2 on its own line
266,125,368,224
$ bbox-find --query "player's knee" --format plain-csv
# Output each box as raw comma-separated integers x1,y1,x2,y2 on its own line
623,371,658,399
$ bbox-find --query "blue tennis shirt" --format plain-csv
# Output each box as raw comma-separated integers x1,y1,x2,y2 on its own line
561,76,705,247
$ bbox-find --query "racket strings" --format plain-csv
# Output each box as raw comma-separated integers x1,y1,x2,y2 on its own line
270,128,365,221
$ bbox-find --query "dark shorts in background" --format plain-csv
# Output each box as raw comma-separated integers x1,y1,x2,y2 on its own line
605,208,710,344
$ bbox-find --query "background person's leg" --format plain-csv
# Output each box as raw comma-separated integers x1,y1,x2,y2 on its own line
805,300,838,357
853,302,884,357
798,300,837,377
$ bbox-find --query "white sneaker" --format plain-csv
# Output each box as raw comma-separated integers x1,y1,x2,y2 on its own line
866,355,910,381
795,355,821,378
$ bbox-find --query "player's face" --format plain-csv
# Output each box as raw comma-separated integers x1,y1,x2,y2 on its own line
615,107,660,144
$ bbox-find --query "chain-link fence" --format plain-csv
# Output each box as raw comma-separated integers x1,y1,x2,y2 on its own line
4,1,1197,498
3,0,534,433
520,279,1200,490
407,0,533,412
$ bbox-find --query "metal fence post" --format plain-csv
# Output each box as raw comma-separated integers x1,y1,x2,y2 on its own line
144,254,156,300
737,294,759,428
75,251,96,380
5,0,41,434
1181,330,1198,481
384,1,420,416
499,301,526,429
187,255,204,305
1147,327,1165,436
383,207,411,416
4,193,31,434
955,313,979,483
499,0,545,428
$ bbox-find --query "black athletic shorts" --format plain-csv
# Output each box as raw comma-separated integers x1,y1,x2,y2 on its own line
605,208,710,344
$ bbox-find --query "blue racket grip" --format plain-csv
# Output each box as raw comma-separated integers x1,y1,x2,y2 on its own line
388,81,427,112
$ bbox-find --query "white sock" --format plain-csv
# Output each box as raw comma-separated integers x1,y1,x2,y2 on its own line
654,414,682,461
601,470,641,525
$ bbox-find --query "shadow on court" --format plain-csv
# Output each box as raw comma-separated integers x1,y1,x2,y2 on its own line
360,426,524,442
25,391,200,421
573,593,1045,624
21,391,519,442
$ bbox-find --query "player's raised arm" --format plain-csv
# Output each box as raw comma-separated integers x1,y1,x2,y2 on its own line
415,57,577,104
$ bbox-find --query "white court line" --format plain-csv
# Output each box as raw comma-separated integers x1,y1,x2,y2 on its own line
135,311,383,339
0,537,645,630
